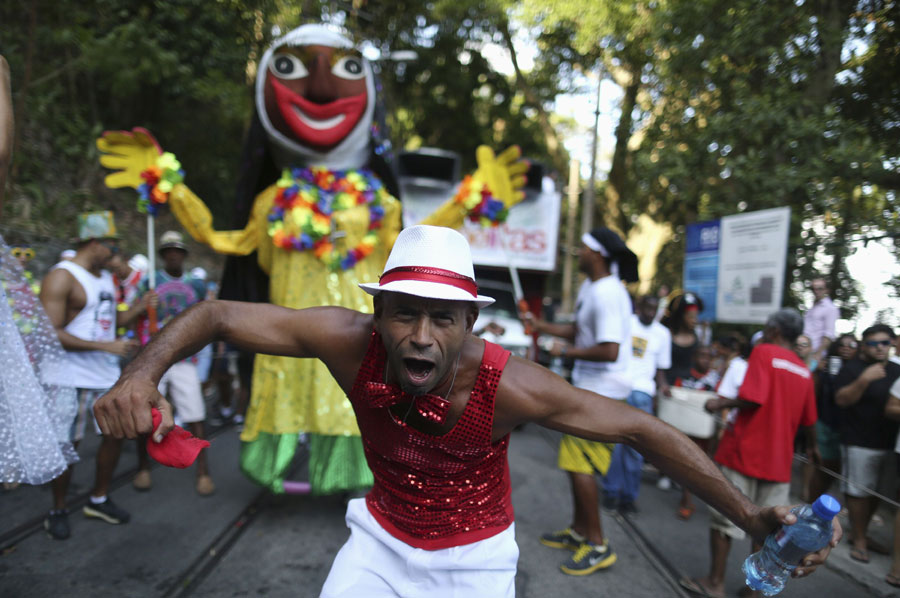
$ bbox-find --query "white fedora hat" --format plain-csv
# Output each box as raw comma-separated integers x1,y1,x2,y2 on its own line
359,225,494,308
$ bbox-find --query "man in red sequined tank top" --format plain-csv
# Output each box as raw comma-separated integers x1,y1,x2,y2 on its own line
94,226,841,597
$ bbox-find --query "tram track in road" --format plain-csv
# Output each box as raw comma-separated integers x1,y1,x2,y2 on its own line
160,486,270,597
612,511,692,598
160,456,306,597
0,421,237,555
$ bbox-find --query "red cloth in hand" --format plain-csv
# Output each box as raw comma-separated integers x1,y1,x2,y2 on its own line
146,408,210,468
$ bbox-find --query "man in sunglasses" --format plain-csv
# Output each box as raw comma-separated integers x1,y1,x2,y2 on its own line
834,323,900,563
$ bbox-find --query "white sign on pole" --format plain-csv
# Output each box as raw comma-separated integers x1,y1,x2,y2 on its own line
716,206,791,324
402,178,561,273
461,184,561,272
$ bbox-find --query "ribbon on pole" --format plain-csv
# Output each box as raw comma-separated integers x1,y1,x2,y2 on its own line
146,214,158,334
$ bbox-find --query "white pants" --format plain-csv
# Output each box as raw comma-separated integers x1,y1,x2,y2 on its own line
320,499,518,598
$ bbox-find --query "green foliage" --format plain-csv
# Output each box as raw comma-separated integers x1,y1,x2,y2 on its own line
518,0,898,316
2,0,276,238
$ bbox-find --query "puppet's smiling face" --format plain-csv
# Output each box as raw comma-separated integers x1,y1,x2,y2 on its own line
263,44,368,151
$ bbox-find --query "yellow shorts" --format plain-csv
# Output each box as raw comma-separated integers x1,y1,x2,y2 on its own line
557,435,614,475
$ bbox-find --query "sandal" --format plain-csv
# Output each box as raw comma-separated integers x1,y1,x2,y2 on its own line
849,547,870,563
886,573,900,588
677,505,695,520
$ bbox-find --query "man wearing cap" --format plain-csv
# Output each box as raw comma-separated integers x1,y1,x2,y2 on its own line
135,230,214,495
39,211,151,539
524,227,638,574
94,225,839,597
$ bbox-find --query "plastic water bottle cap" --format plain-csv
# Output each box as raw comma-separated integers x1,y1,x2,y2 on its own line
812,494,841,520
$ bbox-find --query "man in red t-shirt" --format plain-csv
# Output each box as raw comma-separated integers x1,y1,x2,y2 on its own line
682,308,818,598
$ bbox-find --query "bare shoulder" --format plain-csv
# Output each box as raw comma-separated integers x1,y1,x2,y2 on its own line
299,306,375,389
494,355,573,433
295,306,373,344
39,267,74,299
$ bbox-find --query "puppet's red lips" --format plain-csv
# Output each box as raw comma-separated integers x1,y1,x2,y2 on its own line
268,75,366,147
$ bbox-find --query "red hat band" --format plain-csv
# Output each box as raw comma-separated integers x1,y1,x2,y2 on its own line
379,266,478,298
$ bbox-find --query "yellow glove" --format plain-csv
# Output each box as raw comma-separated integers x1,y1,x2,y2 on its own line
471,145,529,208
96,127,163,189
421,145,530,230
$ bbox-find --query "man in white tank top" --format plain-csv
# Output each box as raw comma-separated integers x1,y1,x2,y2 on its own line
39,211,157,540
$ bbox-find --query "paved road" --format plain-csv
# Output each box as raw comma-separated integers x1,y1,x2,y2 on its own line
0,422,888,597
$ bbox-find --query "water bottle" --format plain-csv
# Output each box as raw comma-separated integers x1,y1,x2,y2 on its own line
742,494,840,596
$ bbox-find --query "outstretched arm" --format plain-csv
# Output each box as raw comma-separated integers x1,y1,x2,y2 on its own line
94,301,371,440
494,356,841,577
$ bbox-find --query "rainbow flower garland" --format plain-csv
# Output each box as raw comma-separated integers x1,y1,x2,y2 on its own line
453,175,508,227
138,152,184,215
267,167,388,271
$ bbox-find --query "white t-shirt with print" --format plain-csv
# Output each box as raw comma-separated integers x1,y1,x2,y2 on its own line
627,315,672,396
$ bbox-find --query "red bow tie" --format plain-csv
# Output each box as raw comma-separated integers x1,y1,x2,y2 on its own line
364,381,451,425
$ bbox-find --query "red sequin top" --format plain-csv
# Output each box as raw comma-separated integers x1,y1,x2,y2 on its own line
349,331,514,550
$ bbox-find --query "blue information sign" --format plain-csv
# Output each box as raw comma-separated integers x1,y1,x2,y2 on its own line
684,220,720,321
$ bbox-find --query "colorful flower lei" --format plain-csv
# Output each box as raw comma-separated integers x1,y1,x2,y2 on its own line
267,167,388,271
453,175,508,227
138,152,184,215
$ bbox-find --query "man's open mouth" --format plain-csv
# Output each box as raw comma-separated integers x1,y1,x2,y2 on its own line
403,358,435,385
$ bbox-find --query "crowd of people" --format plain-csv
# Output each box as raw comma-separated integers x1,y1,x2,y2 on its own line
1,222,844,597
0,215,247,539
521,239,898,595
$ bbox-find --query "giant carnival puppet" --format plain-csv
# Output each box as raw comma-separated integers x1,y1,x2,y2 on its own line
97,24,528,496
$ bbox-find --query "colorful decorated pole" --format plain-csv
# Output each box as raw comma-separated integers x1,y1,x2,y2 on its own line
497,227,532,336
137,151,184,334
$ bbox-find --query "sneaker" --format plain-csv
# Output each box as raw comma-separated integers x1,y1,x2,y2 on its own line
132,469,152,491
656,476,672,491
44,510,70,540
83,498,131,524
560,540,617,575
232,413,244,425
601,494,619,512
539,527,585,551
618,501,639,516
